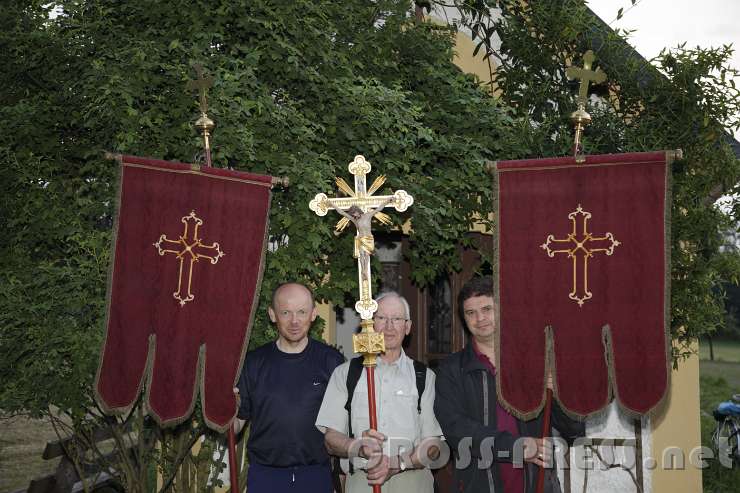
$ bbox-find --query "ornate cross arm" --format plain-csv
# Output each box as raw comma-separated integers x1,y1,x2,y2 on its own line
309,189,413,217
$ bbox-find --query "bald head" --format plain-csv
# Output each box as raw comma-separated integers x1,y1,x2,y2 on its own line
271,282,315,309
269,282,317,351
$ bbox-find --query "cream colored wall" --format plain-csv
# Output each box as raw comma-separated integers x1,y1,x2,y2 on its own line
447,19,703,493
452,31,496,93
317,302,336,344
650,347,703,492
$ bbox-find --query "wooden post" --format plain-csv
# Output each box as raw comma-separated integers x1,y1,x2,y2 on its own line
228,424,239,492
536,388,553,493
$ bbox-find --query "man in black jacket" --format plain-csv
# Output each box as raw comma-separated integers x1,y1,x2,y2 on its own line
434,276,584,493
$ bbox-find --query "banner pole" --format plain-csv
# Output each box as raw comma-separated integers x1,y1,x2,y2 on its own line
535,388,553,493
228,423,240,492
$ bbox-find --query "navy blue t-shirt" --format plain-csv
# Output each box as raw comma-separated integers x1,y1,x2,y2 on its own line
236,337,344,467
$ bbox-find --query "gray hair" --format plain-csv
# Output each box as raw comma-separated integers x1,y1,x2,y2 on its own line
375,291,411,320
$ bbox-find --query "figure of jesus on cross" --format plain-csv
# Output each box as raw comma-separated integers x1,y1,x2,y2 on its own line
310,155,413,322
335,201,392,311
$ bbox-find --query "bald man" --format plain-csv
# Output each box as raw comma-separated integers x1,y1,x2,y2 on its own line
235,282,344,492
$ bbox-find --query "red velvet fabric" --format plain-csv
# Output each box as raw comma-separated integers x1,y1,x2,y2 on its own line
95,156,271,431
494,151,670,418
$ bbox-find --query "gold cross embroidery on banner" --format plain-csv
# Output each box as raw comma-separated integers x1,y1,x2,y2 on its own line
153,210,225,306
541,204,620,307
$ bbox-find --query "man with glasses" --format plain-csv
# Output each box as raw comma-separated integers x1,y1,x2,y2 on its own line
316,291,444,492
234,282,344,492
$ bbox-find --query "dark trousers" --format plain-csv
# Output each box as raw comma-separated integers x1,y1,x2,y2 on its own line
247,462,333,493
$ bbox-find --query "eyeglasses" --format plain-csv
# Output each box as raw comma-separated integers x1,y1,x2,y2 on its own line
374,315,408,326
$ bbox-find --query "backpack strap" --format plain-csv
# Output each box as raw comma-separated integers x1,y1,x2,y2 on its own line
412,359,427,414
345,357,364,438
345,356,364,474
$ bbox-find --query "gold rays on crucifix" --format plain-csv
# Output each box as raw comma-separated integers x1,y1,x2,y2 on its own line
333,175,393,234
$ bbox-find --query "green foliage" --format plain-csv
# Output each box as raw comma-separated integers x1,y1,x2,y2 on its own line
0,1,519,488
45,399,229,493
1,1,518,417
699,374,740,492
449,0,740,361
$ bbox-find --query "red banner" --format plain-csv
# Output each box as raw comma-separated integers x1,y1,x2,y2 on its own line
493,151,673,419
95,155,272,431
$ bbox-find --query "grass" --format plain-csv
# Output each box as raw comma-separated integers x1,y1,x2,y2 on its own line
699,338,740,363
701,360,740,391
699,338,740,493
0,415,61,493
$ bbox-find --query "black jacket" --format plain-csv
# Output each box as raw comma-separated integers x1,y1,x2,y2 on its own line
434,344,585,493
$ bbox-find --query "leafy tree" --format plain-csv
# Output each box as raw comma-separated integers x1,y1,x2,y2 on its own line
446,0,740,361
1,1,518,490
1,0,517,414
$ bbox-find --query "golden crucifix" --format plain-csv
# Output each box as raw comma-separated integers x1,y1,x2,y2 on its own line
309,155,413,362
566,50,607,161
311,156,412,493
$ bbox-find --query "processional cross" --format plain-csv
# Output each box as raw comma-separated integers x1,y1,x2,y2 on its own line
310,155,413,328
310,156,413,493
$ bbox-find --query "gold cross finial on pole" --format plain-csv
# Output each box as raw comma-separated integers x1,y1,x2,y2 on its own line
565,50,607,162
187,64,215,167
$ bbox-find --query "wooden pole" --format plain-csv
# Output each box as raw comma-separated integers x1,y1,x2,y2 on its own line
227,424,239,492
535,388,553,493
365,366,381,493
